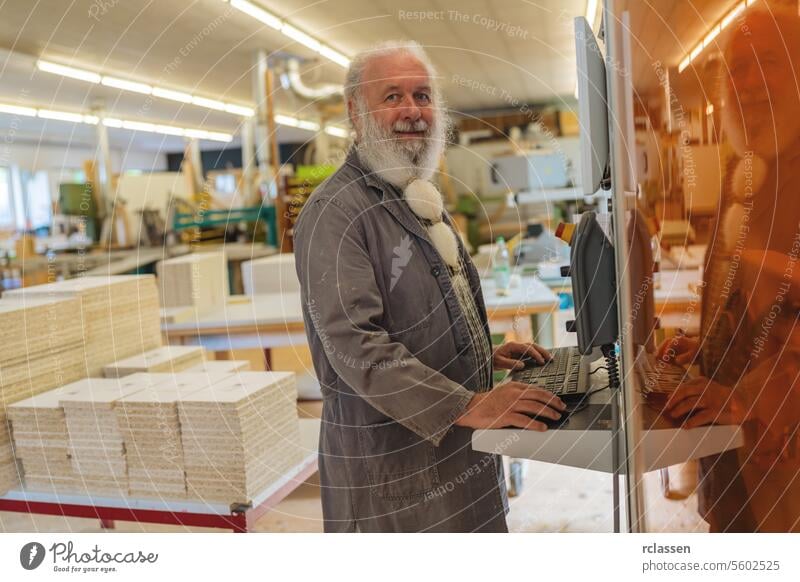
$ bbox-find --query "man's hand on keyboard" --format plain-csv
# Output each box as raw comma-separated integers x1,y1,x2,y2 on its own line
656,334,700,367
493,341,553,370
455,382,566,432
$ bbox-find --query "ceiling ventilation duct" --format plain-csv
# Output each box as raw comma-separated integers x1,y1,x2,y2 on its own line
284,58,343,101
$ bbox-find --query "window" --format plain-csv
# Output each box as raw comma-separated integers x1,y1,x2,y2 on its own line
0,167,14,228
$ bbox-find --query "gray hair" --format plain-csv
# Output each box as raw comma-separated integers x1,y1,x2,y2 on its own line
344,40,443,128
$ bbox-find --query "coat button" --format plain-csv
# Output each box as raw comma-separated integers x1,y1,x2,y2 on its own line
431,266,441,277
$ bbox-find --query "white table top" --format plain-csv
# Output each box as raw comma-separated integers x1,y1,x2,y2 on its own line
163,275,557,334
481,276,559,313
654,269,702,305
162,293,303,332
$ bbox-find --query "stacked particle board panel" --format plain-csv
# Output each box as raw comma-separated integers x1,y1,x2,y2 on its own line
3,276,162,377
6,382,92,493
156,252,227,315
179,372,302,503
58,377,147,497
114,372,238,498
0,297,88,494
102,346,207,378
0,423,19,494
184,360,250,374
241,253,300,295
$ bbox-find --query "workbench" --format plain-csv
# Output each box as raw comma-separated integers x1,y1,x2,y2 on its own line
162,277,560,360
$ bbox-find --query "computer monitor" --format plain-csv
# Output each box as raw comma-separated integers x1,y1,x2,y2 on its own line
574,16,610,197
567,211,618,355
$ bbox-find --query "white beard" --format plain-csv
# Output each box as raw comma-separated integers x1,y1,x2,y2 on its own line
353,101,447,188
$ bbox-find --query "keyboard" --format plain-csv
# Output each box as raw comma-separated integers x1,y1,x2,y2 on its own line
511,346,591,400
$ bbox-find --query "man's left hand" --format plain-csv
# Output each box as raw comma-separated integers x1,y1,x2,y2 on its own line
664,376,747,428
492,341,552,371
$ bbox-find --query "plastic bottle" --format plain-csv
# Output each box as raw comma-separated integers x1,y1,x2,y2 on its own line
492,236,511,295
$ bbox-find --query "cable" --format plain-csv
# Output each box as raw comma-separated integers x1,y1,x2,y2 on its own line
589,366,609,376
601,344,620,389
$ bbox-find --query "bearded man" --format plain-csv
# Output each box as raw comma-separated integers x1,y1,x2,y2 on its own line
660,3,800,532
294,41,564,533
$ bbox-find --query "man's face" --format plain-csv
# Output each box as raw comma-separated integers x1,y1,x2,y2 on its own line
723,12,800,158
352,52,435,146
349,50,446,185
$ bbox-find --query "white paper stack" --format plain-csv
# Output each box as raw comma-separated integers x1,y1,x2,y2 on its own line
241,253,299,295
156,252,227,315
3,276,162,377
0,297,88,494
178,372,302,503
6,383,91,493
58,377,146,497
114,372,238,499
102,346,207,378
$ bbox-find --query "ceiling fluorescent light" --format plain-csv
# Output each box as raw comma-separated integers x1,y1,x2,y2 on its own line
0,103,37,117
282,23,321,52
703,25,721,47
192,96,227,111
38,109,85,123
296,119,320,131
185,129,211,139
205,131,234,142
324,125,349,138
122,120,156,132
2,99,232,141
275,114,319,132
721,2,745,29
679,0,759,74
224,103,255,116
154,125,185,136
275,114,300,127
36,60,101,84
319,45,350,68
231,0,282,30
153,87,193,103
227,1,350,69
102,76,153,94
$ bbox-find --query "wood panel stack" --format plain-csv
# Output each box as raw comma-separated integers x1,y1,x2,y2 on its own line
0,420,19,494
178,372,302,503
58,377,146,497
6,382,89,493
0,297,88,494
184,360,250,374
3,275,162,377
114,372,237,498
241,253,300,295
102,346,206,378
156,252,227,316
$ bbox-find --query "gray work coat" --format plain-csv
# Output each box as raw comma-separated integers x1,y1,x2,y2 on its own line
293,150,509,532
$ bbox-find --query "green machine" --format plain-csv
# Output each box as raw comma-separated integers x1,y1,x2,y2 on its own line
171,205,278,247
58,183,100,242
